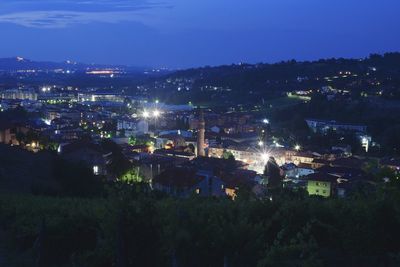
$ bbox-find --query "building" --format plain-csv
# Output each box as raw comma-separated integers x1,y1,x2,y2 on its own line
117,119,149,136
1,88,38,101
0,121,30,145
305,172,338,198
305,118,367,134
197,109,206,157
78,92,125,103
0,121,14,144
221,169,264,199
153,167,225,197
291,151,318,165
281,163,315,180
208,145,287,174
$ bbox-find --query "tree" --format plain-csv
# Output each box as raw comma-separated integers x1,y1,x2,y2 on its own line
16,131,26,145
222,151,234,160
128,136,137,146
101,139,132,178
118,168,143,184
264,157,283,192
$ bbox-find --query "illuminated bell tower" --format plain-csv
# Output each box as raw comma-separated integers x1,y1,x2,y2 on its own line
197,108,206,157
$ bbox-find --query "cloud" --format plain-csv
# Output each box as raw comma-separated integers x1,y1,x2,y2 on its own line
0,0,171,28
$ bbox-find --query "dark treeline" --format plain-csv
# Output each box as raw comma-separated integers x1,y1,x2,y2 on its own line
1,182,400,267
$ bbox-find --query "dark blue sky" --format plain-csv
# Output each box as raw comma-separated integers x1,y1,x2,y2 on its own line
0,0,399,68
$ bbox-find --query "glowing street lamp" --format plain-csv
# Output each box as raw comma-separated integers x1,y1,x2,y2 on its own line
258,141,264,147
153,109,160,118
143,110,150,118
263,118,269,124
261,152,270,163
295,145,301,151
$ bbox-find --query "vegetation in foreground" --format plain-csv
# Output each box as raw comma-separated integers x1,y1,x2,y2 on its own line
1,182,400,267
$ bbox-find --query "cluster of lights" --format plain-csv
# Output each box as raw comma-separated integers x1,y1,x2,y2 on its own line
41,87,51,92
142,109,161,119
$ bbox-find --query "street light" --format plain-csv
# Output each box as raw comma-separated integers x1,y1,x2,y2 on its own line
258,141,264,147
143,110,150,118
295,145,301,151
263,119,269,124
261,152,270,163
153,110,160,118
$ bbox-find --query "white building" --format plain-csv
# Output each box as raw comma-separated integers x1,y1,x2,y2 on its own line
1,89,38,101
117,119,149,136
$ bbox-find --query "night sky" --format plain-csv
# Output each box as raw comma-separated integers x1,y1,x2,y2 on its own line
0,0,399,68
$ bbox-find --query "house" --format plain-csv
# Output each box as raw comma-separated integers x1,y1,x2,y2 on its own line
291,152,317,165
316,165,366,182
281,163,315,180
330,156,366,169
153,167,225,197
0,120,30,145
53,126,83,141
136,155,186,181
0,121,16,144
153,148,196,160
311,158,330,169
305,172,338,198
221,169,265,199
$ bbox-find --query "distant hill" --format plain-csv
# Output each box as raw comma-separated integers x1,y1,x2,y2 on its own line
0,57,174,89
144,52,400,104
0,56,144,72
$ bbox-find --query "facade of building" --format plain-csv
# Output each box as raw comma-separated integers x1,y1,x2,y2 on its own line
306,173,338,197
1,89,38,101
117,119,149,136
306,119,367,134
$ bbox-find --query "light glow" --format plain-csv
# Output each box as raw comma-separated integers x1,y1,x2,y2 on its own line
143,110,150,118
153,109,160,118
261,153,270,163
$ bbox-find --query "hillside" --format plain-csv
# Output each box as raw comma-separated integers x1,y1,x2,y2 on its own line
142,53,400,104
